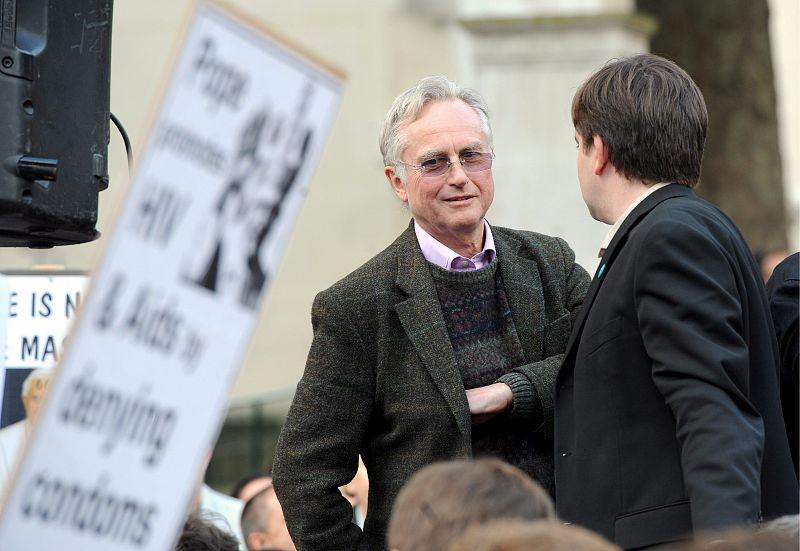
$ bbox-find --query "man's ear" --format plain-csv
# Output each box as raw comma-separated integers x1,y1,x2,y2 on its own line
592,134,609,176
247,531,267,550
385,166,408,203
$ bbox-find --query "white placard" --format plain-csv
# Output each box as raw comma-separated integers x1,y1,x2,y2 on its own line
0,3,342,549
0,273,87,502
0,273,87,426
1,274,86,370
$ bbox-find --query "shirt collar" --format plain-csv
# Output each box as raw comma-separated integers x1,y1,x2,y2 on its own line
599,182,673,253
414,219,496,271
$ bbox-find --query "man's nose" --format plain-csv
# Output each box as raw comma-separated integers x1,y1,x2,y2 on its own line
445,159,469,185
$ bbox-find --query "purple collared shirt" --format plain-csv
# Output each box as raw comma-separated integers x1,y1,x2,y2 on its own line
414,220,496,271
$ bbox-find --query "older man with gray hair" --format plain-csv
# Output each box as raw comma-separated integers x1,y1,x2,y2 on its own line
273,76,589,551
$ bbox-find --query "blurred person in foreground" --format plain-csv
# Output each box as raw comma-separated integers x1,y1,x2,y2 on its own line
448,519,621,551
555,53,798,550
387,458,555,551
273,75,589,550
655,522,798,551
240,485,296,551
760,514,800,540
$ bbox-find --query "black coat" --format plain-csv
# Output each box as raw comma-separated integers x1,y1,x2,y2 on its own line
554,185,798,550
766,251,799,474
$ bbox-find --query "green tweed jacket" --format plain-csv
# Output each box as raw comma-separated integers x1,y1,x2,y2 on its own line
273,221,589,551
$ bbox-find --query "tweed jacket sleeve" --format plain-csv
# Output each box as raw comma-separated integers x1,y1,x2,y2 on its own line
272,287,374,551
495,233,590,439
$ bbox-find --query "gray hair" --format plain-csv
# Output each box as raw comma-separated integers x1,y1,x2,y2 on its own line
21,369,52,399
379,76,492,179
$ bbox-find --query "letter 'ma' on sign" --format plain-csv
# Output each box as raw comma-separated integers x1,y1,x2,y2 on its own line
21,335,59,363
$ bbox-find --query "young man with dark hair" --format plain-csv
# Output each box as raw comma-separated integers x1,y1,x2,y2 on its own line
555,53,798,550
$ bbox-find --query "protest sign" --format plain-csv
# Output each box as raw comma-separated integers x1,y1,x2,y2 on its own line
0,273,87,426
0,273,87,498
0,3,342,549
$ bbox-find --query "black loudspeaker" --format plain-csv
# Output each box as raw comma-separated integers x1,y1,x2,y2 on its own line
0,0,113,248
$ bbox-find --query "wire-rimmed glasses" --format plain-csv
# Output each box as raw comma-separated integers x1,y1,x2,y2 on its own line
394,151,494,179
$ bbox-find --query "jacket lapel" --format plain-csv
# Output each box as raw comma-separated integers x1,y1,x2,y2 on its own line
562,184,693,359
393,223,472,446
495,230,544,362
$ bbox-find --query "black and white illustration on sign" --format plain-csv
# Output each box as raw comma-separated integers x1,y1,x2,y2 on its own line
184,82,316,309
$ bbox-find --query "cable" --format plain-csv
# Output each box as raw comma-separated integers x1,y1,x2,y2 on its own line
110,111,132,170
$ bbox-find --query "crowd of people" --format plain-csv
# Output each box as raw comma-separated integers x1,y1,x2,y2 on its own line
180,456,798,551
176,52,797,550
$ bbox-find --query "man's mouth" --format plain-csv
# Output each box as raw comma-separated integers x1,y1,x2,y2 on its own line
444,195,474,202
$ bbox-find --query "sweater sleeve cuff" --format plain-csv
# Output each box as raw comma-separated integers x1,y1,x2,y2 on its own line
497,372,542,421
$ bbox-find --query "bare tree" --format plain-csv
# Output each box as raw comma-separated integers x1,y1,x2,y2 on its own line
637,0,788,253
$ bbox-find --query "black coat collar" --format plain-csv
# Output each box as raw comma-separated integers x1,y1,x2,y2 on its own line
563,183,694,358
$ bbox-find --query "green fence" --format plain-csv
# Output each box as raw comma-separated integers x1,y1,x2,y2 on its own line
205,387,294,494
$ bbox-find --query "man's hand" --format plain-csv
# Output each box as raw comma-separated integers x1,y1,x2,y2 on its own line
466,383,513,425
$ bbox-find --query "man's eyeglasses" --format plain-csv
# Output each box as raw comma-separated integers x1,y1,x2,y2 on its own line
394,151,494,179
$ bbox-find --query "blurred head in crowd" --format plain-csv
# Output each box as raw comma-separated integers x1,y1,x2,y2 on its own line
658,525,798,551
21,369,53,424
175,512,240,551
388,458,555,551
755,249,791,283
448,519,621,551
761,514,800,541
232,473,273,504
240,485,296,551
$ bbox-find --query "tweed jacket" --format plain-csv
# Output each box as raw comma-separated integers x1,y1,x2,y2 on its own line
273,221,589,551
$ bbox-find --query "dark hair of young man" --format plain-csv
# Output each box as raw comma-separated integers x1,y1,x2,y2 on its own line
572,53,708,187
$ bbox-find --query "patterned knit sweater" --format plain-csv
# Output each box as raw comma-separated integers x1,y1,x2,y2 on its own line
430,260,554,495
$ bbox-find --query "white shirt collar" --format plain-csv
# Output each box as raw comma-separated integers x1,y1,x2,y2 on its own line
599,182,673,253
